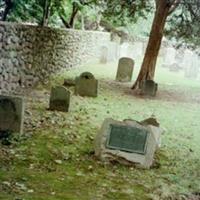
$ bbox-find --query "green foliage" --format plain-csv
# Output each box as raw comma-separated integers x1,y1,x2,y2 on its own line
0,0,200,48
4,0,43,23
101,0,152,27
166,0,200,49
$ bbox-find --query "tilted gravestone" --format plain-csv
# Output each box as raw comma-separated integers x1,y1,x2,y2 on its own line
49,86,70,112
75,72,98,97
94,118,162,169
141,80,158,97
0,95,24,135
116,57,134,82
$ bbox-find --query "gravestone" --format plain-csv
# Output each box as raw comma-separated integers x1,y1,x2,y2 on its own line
116,57,134,82
94,118,162,169
75,72,98,97
0,95,24,135
141,80,158,97
100,46,108,64
162,47,176,67
63,78,75,87
49,86,70,112
169,63,181,72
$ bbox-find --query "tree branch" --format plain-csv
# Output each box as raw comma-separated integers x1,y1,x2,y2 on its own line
168,0,181,15
59,14,70,28
69,3,79,28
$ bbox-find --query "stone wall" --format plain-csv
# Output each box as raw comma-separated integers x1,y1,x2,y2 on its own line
0,22,111,93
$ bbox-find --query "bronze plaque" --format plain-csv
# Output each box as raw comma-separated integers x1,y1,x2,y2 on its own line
106,124,148,154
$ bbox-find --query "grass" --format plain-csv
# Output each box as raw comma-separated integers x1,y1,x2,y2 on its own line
0,61,200,200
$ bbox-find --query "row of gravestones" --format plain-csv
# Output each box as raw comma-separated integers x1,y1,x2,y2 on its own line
0,93,162,168
116,57,158,97
0,57,160,168
50,72,98,112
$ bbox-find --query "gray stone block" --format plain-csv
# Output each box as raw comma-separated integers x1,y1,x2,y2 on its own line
0,95,24,135
94,118,162,169
100,46,108,64
75,72,98,97
49,86,70,112
116,57,134,82
141,80,158,97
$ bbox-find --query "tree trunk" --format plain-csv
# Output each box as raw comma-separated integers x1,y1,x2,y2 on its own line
132,0,171,89
59,3,78,29
69,3,78,28
1,0,13,21
81,12,85,30
41,0,51,26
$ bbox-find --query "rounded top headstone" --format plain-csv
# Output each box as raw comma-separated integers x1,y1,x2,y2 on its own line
119,57,134,65
80,72,95,80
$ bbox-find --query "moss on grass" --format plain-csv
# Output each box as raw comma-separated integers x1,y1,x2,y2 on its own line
0,62,200,200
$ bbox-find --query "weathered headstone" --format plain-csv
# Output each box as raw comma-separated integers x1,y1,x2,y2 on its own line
63,78,75,87
0,95,24,135
169,63,181,72
141,80,158,97
75,72,98,97
162,47,176,68
116,57,134,82
49,86,70,112
100,46,108,64
94,118,162,169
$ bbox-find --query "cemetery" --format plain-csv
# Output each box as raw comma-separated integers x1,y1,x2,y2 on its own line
0,1,200,200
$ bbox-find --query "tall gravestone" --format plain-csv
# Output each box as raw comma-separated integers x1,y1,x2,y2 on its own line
116,57,134,82
94,118,162,169
75,72,98,97
100,46,108,64
49,86,70,112
141,80,158,97
0,95,24,135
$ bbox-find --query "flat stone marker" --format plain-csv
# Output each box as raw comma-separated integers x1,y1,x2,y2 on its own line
0,95,24,135
141,80,158,97
75,72,98,97
116,57,134,82
49,86,70,112
94,118,162,169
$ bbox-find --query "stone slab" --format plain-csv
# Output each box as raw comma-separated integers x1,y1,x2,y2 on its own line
116,57,134,82
141,80,158,97
94,118,162,169
75,72,98,97
49,86,70,112
0,95,24,135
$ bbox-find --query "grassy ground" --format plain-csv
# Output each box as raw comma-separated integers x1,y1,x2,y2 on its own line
0,62,200,200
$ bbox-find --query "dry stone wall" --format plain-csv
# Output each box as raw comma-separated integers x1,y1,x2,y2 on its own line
0,22,111,94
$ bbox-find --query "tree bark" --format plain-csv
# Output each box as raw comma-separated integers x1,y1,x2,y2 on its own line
132,0,171,89
81,12,85,30
69,3,78,28
1,0,13,21
41,0,51,26
59,3,78,29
